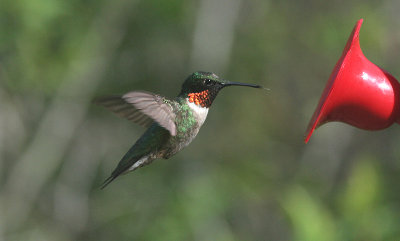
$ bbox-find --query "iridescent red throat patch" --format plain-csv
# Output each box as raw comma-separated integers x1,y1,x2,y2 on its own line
188,90,211,108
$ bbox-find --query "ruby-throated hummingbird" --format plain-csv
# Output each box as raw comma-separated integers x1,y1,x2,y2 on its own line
97,71,262,188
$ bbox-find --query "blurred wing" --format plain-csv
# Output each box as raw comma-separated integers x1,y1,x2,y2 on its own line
95,91,176,136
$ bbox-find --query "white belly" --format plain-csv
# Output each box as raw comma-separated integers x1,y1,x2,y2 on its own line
186,99,209,127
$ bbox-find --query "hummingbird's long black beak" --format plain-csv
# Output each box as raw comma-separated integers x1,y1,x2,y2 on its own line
221,80,262,89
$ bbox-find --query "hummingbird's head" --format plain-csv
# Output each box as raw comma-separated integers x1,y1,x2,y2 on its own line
179,71,261,108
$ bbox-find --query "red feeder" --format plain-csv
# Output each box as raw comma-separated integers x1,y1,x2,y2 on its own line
304,19,400,143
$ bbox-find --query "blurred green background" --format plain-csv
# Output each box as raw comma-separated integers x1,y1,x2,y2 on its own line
1,0,400,240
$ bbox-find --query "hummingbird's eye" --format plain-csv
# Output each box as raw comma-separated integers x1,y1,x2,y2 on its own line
204,79,212,85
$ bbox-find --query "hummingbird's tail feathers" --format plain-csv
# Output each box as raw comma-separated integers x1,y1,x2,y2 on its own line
100,175,117,189
100,164,131,189
100,162,132,189
100,155,152,189
100,122,168,189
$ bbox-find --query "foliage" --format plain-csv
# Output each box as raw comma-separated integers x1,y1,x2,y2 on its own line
1,0,400,240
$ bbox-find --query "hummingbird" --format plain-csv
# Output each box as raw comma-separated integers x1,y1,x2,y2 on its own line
96,71,262,188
